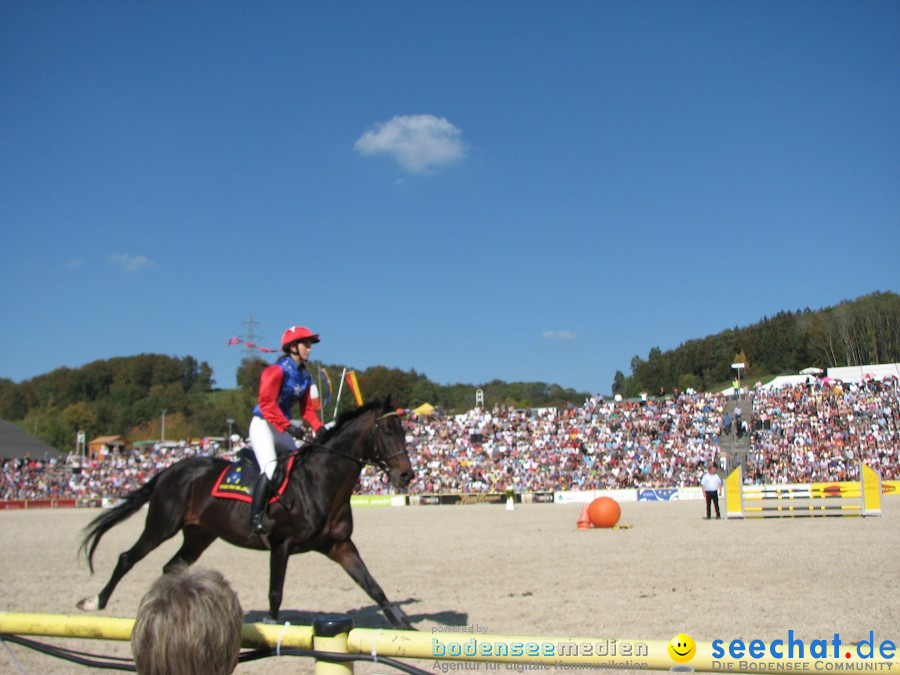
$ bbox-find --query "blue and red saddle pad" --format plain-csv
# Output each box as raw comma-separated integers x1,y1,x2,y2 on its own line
211,449,297,503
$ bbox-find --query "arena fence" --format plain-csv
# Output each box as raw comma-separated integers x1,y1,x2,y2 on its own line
3,482,898,511
2,612,898,674
725,463,883,519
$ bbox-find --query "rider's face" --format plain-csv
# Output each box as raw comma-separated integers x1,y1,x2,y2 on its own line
291,339,313,363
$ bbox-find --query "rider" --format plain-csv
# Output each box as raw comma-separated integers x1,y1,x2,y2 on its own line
247,325,325,535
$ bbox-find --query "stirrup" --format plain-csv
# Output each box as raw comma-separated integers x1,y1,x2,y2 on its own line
250,517,269,535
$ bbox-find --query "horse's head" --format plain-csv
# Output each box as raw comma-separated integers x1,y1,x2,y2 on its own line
367,400,415,489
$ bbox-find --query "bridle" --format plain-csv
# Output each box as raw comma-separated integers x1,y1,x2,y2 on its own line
365,410,409,473
305,410,408,474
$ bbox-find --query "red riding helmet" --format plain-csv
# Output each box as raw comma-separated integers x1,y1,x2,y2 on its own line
281,326,320,350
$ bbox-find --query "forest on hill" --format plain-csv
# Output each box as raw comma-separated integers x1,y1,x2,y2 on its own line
0,355,589,451
613,291,899,397
1,291,897,451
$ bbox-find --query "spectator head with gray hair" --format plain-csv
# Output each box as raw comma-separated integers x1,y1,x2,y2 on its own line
131,565,243,675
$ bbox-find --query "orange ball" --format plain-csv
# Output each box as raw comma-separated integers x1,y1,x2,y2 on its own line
588,497,621,528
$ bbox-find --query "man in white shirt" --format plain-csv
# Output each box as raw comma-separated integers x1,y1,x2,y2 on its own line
700,462,722,519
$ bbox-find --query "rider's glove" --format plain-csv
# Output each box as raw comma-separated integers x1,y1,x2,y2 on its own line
287,424,305,440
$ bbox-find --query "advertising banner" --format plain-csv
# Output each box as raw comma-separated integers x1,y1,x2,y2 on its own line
637,488,679,501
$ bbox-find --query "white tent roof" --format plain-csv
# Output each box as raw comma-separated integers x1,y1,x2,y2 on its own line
827,363,900,383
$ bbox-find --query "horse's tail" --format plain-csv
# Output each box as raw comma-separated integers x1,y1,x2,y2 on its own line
79,473,161,574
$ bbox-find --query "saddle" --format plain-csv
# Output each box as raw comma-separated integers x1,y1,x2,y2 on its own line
211,448,297,503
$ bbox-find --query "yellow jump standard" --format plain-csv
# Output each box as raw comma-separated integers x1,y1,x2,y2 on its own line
726,463,882,518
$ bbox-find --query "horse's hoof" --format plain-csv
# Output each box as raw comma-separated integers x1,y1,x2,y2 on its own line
384,606,414,630
77,597,99,611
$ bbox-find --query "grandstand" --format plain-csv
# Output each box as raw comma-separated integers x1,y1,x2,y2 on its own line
2,368,897,502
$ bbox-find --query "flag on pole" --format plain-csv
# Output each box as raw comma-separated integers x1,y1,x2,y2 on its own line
226,337,276,353
332,368,347,422
318,366,333,407
345,370,364,406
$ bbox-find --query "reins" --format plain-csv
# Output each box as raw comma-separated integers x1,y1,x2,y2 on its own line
270,410,403,510
300,410,406,472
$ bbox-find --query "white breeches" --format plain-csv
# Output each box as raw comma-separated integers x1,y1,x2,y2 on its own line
248,416,296,480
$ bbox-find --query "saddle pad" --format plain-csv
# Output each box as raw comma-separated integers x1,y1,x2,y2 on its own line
211,455,296,503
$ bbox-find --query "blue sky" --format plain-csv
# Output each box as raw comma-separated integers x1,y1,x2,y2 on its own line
1,1,898,396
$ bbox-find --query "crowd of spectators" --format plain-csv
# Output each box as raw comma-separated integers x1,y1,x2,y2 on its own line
359,390,726,493
744,377,898,484
2,378,897,501
0,442,213,501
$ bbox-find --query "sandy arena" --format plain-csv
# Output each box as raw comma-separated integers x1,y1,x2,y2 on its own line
1,499,897,674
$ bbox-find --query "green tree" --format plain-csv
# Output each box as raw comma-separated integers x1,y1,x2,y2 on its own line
237,357,267,396
611,371,626,396
0,379,28,420
60,401,99,441
677,373,703,392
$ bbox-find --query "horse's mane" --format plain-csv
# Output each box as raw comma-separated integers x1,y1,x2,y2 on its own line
317,399,387,443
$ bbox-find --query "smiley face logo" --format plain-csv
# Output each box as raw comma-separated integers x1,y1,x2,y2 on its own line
668,633,696,663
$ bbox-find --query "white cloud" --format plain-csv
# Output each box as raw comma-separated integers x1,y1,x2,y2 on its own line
65,258,86,269
354,114,467,173
108,253,155,272
542,330,577,340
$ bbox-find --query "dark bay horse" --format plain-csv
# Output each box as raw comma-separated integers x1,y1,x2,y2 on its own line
77,399,416,629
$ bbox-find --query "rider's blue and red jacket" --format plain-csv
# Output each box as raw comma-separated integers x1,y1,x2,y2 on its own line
253,356,323,433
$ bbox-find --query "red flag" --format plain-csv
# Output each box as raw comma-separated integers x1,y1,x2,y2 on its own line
226,337,277,353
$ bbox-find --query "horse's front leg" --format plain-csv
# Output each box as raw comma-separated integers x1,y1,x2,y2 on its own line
326,539,414,630
267,542,291,622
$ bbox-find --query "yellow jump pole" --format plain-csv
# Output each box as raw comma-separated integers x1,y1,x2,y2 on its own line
744,504,861,512
0,613,134,641
0,611,314,650
4,614,899,674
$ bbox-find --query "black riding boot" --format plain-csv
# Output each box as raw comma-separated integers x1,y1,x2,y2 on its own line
249,475,271,535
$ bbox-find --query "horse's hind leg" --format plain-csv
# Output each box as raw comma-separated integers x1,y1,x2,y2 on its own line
77,521,181,611
162,526,217,573
326,539,414,630
78,501,184,612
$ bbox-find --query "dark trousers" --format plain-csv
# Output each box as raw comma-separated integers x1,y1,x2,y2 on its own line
704,490,720,518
